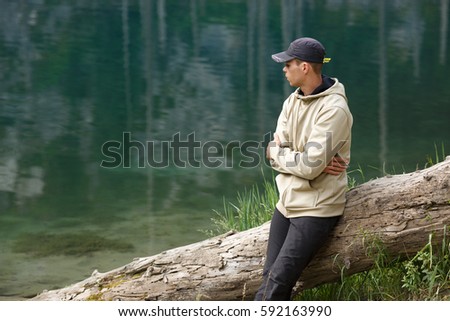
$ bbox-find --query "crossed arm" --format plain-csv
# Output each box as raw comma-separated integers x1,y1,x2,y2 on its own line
267,133,348,176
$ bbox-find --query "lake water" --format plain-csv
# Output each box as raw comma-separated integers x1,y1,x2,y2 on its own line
0,0,449,299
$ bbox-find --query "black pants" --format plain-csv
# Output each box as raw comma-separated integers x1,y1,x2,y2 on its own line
254,208,339,301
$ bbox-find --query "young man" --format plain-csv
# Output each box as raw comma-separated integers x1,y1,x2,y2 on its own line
255,37,353,300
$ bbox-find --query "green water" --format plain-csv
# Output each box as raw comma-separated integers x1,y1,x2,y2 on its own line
0,0,449,299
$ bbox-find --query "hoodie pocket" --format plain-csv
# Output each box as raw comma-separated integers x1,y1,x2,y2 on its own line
281,176,319,210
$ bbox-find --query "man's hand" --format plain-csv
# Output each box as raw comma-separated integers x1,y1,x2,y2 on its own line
323,156,348,175
273,133,281,146
266,133,281,160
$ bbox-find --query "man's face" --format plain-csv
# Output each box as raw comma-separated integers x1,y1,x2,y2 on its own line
283,59,304,87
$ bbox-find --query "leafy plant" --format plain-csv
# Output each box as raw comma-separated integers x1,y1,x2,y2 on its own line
402,230,450,300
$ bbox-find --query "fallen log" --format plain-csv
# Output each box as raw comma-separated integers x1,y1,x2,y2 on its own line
32,157,450,300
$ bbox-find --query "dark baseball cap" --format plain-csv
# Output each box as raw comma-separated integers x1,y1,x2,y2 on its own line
272,37,331,64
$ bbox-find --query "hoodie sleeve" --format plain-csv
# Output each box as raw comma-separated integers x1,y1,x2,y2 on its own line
269,106,351,180
273,96,291,144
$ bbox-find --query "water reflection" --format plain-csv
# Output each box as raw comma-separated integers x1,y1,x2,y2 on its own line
378,0,388,167
0,160,44,206
0,0,449,298
440,0,449,64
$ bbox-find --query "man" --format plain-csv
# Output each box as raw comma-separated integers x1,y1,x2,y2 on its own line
255,37,353,300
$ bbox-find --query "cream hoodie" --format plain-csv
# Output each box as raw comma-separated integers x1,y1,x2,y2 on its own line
269,77,353,218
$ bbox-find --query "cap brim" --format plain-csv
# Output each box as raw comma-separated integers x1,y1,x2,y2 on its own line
271,51,295,63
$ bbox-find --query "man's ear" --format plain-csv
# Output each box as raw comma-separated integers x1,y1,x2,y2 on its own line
301,61,309,73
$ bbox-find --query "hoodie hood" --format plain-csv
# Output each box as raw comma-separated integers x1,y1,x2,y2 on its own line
295,76,347,102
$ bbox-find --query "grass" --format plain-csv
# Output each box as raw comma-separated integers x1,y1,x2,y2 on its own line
425,142,447,168
204,170,278,237
297,230,450,301
208,144,449,300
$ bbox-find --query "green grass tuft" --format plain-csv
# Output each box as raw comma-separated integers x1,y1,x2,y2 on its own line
205,170,278,236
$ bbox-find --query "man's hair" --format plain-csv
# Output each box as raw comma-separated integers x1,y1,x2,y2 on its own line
309,62,323,74
294,59,323,74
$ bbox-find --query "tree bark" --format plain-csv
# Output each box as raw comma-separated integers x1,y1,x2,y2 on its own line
32,157,450,301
